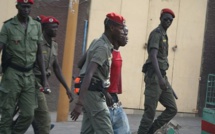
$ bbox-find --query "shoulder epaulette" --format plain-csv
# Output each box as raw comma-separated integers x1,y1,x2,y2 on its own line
155,27,162,33
4,18,13,24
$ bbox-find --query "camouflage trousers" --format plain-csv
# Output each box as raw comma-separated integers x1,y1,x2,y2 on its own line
0,67,36,134
81,90,113,134
138,73,177,134
32,76,51,134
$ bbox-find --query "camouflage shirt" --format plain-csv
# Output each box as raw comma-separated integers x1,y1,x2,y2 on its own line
33,37,58,76
0,16,43,68
145,25,169,70
80,34,113,83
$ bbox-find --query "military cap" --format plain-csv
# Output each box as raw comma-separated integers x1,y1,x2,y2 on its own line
161,8,175,18
41,16,60,25
36,15,46,22
17,0,34,4
106,12,126,25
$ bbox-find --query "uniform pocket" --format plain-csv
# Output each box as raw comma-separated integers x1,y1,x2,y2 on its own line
10,36,22,45
30,36,38,52
0,86,10,109
31,36,39,41
144,74,160,97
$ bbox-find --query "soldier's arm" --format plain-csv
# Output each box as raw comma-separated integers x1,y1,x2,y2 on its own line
150,49,163,79
36,42,48,88
77,52,87,69
71,61,98,121
0,43,4,52
150,49,167,90
77,39,97,69
53,58,73,102
0,24,8,53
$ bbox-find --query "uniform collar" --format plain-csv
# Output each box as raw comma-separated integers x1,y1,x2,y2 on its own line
41,35,55,47
101,34,113,50
158,24,167,36
11,15,35,25
11,16,38,34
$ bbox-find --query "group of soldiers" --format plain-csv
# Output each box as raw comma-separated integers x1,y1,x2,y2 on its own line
0,0,178,134
0,0,72,134
70,7,177,134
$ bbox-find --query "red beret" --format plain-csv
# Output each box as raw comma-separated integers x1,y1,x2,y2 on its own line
37,15,46,21
17,0,34,4
161,8,175,18
41,16,60,25
106,12,126,25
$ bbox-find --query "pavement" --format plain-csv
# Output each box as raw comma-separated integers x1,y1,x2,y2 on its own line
26,110,202,134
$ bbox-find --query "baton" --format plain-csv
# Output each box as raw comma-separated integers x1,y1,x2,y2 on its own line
12,103,19,126
172,89,178,99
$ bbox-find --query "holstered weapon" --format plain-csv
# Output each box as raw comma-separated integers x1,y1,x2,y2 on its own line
74,77,82,95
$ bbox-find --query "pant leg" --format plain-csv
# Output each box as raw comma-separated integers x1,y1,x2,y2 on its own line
0,88,17,134
81,91,113,134
80,108,95,134
33,89,51,134
138,73,161,134
110,106,131,134
149,77,177,133
12,73,37,134
0,68,22,134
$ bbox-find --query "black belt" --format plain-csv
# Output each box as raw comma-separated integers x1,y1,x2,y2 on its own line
9,63,33,72
146,68,166,78
88,80,104,92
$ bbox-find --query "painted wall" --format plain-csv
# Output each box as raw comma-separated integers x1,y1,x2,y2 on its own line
87,0,207,113
0,0,17,28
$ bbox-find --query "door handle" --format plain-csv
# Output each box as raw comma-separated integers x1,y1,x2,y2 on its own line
172,45,177,52
143,43,147,50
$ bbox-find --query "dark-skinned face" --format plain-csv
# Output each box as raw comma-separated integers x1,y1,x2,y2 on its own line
44,23,58,38
118,26,128,47
112,24,124,43
16,3,32,18
160,13,173,30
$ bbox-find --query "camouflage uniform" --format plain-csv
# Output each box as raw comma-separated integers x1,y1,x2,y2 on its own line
138,25,177,134
0,16,43,134
80,34,114,134
32,38,58,134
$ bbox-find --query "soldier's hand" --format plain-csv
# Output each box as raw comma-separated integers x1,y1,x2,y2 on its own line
66,90,74,103
104,92,114,107
40,87,51,94
159,78,168,90
70,102,83,121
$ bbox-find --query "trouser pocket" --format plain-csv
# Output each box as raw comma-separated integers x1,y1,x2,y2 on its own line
0,87,11,110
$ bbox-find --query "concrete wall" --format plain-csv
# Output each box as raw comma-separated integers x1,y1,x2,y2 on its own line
0,0,17,28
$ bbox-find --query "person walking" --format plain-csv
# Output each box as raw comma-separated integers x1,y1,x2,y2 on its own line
137,8,177,134
32,15,74,134
107,26,131,134
71,12,126,134
0,0,48,133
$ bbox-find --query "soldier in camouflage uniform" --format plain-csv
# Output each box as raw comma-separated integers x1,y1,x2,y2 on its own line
71,12,126,134
32,15,73,134
0,0,48,134
138,8,177,134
